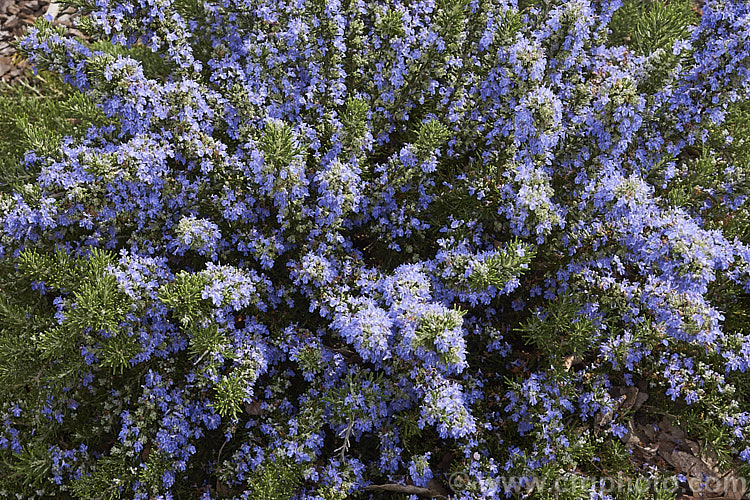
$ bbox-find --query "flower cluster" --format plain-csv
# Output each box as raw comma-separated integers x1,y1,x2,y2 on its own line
2,0,750,498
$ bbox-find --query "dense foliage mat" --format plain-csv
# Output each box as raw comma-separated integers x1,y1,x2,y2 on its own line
1,0,750,498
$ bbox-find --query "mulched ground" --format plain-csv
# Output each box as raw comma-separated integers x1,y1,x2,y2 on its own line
0,0,78,82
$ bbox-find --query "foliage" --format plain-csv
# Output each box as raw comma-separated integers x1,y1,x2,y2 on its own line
1,0,750,498
0,71,109,193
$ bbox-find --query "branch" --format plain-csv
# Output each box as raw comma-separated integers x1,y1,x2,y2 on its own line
363,483,447,499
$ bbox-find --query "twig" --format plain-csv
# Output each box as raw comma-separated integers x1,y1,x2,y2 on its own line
334,420,354,461
215,430,233,493
193,349,210,366
363,483,447,499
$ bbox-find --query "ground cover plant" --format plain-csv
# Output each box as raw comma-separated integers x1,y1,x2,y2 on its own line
1,0,750,498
